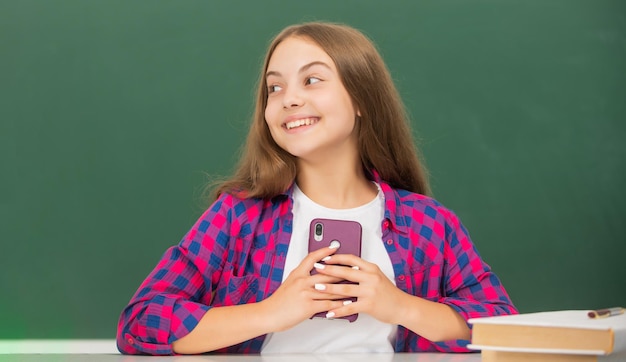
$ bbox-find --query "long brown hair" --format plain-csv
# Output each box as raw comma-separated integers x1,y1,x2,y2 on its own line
213,22,430,200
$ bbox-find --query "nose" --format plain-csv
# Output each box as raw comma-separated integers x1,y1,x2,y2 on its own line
282,86,304,109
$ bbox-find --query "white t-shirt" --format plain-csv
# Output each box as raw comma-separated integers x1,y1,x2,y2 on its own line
261,183,397,353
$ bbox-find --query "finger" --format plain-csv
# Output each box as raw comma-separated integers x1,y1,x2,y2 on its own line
314,300,346,314
313,282,359,298
312,262,363,283
321,254,370,270
310,290,353,300
293,245,340,276
310,273,344,285
306,244,341,264
325,299,358,319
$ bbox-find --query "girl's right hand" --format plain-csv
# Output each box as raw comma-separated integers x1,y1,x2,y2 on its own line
260,245,347,332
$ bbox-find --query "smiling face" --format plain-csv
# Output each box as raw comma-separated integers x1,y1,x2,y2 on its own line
264,36,360,164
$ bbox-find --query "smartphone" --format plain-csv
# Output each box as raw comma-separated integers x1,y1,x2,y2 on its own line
308,218,362,322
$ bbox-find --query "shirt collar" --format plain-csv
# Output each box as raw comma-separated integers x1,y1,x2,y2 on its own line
372,171,410,235
278,169,409,235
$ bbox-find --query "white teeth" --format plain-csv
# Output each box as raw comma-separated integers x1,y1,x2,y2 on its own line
285,117,317,130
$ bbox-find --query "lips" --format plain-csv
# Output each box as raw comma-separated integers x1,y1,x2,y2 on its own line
284,117,319,130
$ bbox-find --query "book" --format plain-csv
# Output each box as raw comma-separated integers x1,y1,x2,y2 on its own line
467,310,626,362
480,349,626,362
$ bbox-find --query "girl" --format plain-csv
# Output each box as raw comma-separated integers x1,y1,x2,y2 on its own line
117,21,517,355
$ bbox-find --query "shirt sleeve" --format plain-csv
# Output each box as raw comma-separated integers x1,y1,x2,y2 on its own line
432,208,519,351
116,195,234,355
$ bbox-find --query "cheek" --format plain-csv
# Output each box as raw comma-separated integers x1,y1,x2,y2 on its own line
264,99,280,126
323,91,356,118
264,105,281,141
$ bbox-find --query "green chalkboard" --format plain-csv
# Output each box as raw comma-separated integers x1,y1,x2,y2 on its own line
2,0,625,339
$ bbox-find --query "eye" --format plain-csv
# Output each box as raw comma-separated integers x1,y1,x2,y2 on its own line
267,84,283,93
305,77,321,85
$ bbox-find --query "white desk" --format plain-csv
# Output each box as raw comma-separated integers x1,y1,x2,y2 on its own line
0,340,482,362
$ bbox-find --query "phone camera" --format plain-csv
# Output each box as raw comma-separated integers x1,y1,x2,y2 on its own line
314,222,323,241
315,223,323,236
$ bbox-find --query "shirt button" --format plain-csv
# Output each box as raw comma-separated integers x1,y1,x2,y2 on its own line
127,338,134,345
398,275,406,281
386,239,393,245
383,220,389,228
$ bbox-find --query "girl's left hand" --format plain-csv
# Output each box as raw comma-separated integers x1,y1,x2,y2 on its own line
312,254,407,325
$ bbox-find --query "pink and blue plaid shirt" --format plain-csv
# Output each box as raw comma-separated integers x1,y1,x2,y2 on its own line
117,175,517,355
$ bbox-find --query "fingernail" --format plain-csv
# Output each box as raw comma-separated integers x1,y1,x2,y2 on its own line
326,312,335,318
321,256,331,262
352,266,360,270
329,241,340,249
343,300,352,306
314,283,326,290
313,262,325,269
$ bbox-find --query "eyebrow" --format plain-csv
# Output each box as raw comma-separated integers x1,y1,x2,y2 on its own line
266,61,332,79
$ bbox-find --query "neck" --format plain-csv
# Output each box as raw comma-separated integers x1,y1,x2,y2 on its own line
296,159,377,209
